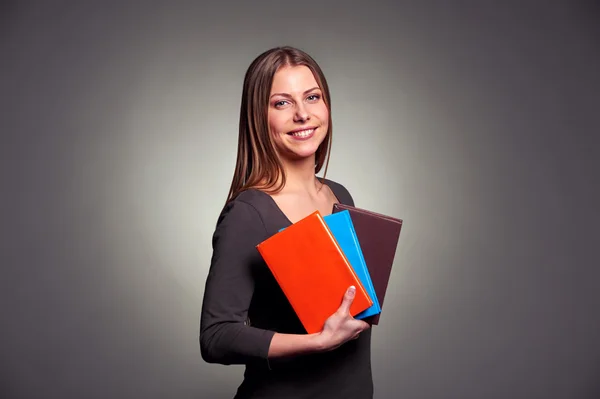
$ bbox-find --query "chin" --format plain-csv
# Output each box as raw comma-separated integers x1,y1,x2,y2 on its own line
288,140,324,159
283,148,317,161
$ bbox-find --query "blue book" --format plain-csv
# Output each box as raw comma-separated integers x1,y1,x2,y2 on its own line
323,210,381,320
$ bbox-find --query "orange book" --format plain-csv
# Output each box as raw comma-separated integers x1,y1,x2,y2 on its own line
256,211,373,334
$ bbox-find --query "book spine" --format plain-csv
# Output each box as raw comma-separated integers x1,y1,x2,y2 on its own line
343,212,380,311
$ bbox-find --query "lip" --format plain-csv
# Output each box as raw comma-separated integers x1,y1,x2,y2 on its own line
287,127,317,141
288,126,318,134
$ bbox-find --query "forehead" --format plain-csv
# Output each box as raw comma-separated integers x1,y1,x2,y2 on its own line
270,65,320,94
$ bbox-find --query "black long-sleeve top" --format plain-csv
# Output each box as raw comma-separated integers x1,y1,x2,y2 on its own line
200,179,373,398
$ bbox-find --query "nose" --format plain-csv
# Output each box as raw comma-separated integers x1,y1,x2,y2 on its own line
293,103,310,122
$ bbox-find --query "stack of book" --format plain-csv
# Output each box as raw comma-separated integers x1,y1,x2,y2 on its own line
256,203,403,334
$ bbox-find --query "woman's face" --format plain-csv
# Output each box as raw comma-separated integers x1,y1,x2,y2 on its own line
267,65,329,163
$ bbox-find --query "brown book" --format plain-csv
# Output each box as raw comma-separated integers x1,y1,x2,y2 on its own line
332,203,403,325
256,210,372,334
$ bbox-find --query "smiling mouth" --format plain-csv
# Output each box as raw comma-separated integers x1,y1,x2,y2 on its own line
287,127,316,138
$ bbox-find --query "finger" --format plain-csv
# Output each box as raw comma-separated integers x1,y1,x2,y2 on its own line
349,320,370,334
337,286,356,314
357,320,371,331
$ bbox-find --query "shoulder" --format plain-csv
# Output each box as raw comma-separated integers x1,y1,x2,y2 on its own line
215,189,273,230
212,190,273,249
322,177,355,207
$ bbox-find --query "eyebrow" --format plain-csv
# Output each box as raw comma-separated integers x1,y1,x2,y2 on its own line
270,86,321,99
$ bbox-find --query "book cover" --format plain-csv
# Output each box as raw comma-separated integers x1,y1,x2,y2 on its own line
332,203,403,325
323,210,381,320
257,210,373,334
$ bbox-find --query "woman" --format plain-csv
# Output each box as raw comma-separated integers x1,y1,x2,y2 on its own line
200,46,373,398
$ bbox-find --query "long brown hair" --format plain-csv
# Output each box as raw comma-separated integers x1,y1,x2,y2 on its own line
225,46,333,203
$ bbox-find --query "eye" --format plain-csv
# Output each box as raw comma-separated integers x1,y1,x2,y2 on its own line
274,100,289,108
307,94,321,102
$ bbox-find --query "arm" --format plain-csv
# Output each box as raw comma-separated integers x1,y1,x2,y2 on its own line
199,200,274,365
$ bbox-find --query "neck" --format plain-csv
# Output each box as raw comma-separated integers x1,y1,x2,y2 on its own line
279,156,323,195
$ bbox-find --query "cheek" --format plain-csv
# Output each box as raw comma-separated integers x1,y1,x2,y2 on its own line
315,103,329,121
268,113,287,134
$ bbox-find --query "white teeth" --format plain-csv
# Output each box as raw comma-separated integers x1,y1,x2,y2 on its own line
291,128,315,138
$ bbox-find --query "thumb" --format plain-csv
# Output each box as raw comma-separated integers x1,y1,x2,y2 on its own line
338,286,356,314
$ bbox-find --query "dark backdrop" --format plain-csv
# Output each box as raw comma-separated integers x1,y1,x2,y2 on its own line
2,1,599,398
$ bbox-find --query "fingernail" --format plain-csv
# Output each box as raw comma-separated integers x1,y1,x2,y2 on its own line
348,286,356,296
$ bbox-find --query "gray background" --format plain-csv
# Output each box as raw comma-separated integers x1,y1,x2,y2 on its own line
2,1,599,398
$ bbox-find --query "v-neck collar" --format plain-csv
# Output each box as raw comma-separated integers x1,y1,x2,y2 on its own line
251,179,342,226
